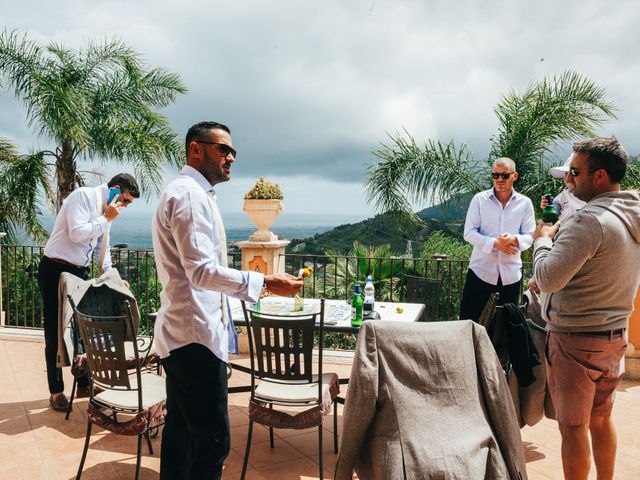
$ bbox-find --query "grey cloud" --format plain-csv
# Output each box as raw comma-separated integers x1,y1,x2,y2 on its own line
1,0,639,212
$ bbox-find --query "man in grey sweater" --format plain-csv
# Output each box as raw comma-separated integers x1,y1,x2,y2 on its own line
533,137,640,480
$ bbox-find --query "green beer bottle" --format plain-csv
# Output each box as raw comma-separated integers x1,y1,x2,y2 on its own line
542,191,559,224
351,282,364,327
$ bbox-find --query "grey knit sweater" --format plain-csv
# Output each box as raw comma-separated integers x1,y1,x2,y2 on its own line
533,191,640,333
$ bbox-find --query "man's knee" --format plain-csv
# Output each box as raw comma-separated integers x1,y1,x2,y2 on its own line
589,414,613,432
558,421,589,440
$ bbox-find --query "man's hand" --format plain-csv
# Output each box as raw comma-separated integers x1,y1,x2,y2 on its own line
494,233,519,255
533,219,561,240
264,273,304,296
528,277,540,294
103,199,123,222
540,196,548,209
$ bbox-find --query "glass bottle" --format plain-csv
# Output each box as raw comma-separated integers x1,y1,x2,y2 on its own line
363,275,375,314
351,282,364,327
541,191,559,224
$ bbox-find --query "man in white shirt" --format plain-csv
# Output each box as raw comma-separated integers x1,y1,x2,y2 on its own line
37,173,139,411
152,121,303,480
460,157,535,321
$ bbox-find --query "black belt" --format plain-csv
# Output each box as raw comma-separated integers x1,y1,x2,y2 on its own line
573,328,626,338
44,256,85,270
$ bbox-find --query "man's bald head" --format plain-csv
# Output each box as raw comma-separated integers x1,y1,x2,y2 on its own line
493,157,516,171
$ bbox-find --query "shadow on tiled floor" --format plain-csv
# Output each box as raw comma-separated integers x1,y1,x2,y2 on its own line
2,336,640,479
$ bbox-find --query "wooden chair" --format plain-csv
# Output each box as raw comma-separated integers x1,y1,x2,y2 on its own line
240,299,340,480
400,275,443,321
70,296,166,480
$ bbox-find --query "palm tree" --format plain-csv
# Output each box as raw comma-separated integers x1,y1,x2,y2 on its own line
0,138,52,243
0,30,187,242
365,71,639,224
321,241,406,301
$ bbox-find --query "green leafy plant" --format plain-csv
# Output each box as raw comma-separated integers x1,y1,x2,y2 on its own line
244,177,284,200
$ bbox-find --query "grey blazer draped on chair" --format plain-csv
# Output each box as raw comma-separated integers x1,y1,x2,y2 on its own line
334,320,527,480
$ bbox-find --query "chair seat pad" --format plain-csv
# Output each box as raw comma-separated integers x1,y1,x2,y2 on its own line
249,373,340,430
95,372,166,410
255,372,339,403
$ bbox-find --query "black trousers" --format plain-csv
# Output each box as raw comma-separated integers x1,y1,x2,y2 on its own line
459,269,521,323
37,256,89,394
160,343,230,480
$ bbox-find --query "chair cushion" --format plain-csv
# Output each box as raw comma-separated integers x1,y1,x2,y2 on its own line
87,372,166,435
249,372,340,430
255,372,338,403
95,372,166,410
87,398,166,435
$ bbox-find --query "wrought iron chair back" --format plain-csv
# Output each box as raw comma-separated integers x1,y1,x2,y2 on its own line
243,300,325,405
400,275,443,321
71,297,142,408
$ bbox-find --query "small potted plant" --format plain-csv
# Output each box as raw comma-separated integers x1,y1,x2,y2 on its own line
243,177,284,242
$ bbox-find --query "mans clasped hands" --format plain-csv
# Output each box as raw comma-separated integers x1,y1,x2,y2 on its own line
494,233,520,255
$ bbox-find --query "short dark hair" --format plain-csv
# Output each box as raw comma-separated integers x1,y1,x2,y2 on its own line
185,121,231,155
573,137,628,183
108,173,140,198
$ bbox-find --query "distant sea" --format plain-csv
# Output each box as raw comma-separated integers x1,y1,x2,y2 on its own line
36,212,366,249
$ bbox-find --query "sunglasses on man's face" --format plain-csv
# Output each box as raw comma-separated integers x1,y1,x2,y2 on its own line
491,172,514,180
568,167,596,177
196,140,237,159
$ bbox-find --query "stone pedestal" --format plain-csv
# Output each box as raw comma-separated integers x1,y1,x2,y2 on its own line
235,239,290,352
236,239,290,275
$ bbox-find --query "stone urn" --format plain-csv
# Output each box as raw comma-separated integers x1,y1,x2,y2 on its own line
243,199,284,242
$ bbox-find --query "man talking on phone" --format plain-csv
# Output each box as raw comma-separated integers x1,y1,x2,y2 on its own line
37,173,140,412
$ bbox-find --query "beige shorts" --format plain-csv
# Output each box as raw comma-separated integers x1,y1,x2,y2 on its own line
545,331,627,426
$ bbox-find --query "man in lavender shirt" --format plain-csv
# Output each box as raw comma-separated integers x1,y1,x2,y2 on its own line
459,157,536,321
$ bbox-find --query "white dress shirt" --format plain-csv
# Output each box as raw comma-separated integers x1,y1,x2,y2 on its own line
43,184,112,270
464,188,535,286
151,165,264,362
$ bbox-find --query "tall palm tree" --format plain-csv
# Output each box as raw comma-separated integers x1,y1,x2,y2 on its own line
364,71,639,224
0,30,187,242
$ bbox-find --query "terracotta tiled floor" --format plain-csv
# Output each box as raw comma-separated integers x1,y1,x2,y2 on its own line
1,333,639,479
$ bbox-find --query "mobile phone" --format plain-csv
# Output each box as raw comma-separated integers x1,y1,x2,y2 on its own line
107,185,121,205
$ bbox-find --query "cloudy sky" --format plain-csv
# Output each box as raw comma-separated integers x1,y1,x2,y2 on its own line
1,0,639,217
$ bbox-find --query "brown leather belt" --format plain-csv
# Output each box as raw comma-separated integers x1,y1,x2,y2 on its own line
45,256,85,270
574,328,626,339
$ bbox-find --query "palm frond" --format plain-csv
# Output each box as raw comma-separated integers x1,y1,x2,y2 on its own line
491,71,616,183
0,145,52,244
365,130,482,223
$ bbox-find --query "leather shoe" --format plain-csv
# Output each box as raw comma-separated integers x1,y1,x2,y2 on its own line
49,394,70,412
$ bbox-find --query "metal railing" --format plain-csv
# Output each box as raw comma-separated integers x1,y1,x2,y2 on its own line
0,244,242,333
1,243,533,339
